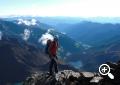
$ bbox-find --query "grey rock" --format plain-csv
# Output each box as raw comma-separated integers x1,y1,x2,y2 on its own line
23,61,120,85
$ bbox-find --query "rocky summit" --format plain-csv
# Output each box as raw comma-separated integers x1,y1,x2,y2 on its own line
23,61,120,85
23,70,100,85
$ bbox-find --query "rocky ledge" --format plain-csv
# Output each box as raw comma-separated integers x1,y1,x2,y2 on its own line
23,61,120,85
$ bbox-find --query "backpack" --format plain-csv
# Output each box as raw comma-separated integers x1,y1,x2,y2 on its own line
45,40,51,54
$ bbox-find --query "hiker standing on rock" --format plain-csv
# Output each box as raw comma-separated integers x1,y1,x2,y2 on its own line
45,36,59,75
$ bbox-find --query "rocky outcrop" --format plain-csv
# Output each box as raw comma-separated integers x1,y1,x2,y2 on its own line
23,61,120,85
23,70,102,85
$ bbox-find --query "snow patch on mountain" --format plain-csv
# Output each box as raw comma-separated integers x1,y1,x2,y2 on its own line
38,29,54,45
17,19,37,26
75,41,92,49
75,42,81,48
61,32,66,35
22,29,31,41
47,28,54,33
82,44,92,50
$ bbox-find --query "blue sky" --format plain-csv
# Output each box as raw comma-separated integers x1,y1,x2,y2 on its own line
0,0,120,17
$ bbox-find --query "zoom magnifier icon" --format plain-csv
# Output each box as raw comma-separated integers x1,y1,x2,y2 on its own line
99,64,114,79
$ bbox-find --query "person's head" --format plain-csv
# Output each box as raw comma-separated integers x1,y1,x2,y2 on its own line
47,39,52,45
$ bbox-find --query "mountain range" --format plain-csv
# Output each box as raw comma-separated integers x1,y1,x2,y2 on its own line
0,19,81,84
1,17,120,84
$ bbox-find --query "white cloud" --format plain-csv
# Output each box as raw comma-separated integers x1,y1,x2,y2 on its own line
23,29,31,41
18,19,23,24
18,19,37,26
0,31,2,40
38,29,54,45
31,19,37,25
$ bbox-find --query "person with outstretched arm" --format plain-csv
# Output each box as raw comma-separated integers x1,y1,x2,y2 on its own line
46,37,59,76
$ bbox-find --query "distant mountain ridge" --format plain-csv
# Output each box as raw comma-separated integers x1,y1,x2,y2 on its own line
54,21,120,46
1,18,120,82
2,16,120,24
0,19,83,83
50,20,120,71
0,19,85,64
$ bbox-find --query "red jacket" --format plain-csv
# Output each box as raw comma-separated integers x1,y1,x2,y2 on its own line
49,41,58,56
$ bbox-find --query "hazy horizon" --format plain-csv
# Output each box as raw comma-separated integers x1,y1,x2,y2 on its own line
0,0,120,17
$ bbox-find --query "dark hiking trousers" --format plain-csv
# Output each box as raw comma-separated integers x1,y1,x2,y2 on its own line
49,57,58,75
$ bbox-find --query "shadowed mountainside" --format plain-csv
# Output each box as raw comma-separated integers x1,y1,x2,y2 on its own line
0,36,78,84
